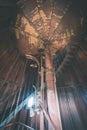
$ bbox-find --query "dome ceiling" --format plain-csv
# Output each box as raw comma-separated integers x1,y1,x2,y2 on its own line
15,0,74,56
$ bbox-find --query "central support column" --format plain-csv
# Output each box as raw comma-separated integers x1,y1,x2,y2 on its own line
40,65,44,130
45,49,62,130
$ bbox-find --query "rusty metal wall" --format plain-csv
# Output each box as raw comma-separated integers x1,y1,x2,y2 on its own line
56,43,87,130
58,85,87,130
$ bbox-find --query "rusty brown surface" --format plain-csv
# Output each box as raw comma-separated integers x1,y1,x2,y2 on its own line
45,49,62,130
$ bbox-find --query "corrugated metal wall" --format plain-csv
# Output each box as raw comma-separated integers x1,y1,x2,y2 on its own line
58,85,87,130
56,43,87,130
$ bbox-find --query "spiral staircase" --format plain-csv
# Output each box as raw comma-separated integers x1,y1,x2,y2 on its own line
0,0,87,130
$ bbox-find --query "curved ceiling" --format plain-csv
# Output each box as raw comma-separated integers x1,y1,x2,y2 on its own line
0,0,87,58
15,0,75,56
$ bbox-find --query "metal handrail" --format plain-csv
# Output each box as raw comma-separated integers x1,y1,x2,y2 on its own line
0,93,34,127
3,122,35,130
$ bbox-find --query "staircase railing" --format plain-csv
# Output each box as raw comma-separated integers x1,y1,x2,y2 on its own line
2,122,35,130
0,93,34,128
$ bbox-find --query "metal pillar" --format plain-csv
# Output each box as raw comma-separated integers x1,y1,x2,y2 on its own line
45,49,62,130
40,56,44,130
